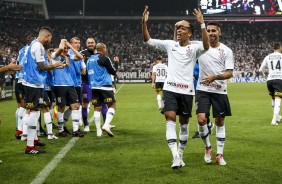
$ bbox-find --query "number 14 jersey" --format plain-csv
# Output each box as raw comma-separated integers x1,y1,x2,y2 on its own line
259,51,282,81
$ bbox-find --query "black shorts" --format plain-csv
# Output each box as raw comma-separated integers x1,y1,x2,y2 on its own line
15,82,25,103
46,88,56,103
162,90,193,117
91,89,116,107
155,82,164,92
53,86,79,106
43,91,52,108
267,79,282,98
75,86,82,103
24,86,44,110
196,90,232,118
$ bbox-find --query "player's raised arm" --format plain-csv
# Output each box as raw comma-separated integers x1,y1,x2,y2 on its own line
142,6,151,42
193,8,209,50
66,41,83,60
0,60,23,73
54,39,66,58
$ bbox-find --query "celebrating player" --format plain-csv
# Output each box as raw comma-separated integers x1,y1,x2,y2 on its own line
142,6,209,169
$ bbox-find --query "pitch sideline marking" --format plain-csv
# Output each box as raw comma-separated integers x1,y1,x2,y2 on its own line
31,84,125,184
30,137,79,184
115,83,124,94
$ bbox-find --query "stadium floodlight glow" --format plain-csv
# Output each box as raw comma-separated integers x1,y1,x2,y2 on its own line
186,10,189,15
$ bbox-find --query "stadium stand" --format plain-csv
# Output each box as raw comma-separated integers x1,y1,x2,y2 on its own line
0,0,281,80
0,17,281,75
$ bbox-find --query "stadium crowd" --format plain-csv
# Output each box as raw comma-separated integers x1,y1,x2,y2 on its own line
0,17,281,76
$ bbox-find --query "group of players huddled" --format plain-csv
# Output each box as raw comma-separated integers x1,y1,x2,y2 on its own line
14,26,118,154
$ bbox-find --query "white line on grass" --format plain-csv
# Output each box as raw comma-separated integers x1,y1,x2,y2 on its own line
115,83,124,94
31,84,125,184
30,137,79,184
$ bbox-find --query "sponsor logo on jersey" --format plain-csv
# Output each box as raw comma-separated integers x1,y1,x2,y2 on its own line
39,97,43,104
167,81,188,88
88,69,94,75
57,97,61,103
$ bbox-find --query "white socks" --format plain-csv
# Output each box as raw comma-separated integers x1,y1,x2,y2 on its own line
17,107,25,132
27,111,40,147
272,98,281,123
94,111,101,130
216,125,225,155
157,94,162,109
21,113,29,140
166,121,178,157
198,124,211,148
44,112,53,135
57,112,64,132
71,109,80,132
104,108,115,126
178,123,189,157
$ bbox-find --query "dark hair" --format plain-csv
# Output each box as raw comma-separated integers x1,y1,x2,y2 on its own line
274,43,281,50
189,22,195,35
207,21,221,29
156,56,162,60
48,48,54,53
39,26,52,34
25,34,35,45
26,34,35,42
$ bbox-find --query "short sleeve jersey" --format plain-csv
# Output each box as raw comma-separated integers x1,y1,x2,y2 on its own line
259,51,282,81
197,43,235,94
147,38,206,95
152,63,168,83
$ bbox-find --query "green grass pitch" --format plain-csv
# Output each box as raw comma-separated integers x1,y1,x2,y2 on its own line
0,83,282,184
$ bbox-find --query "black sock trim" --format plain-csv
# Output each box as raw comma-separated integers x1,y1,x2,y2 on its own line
167,139,177,144
201,133,209,139
217,137,225,141
179,140,187,144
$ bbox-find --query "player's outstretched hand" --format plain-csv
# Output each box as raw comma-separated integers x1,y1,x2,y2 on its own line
142,6,149,23
193,8,204,24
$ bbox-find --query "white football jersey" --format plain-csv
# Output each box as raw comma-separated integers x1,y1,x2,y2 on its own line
197,43,234,94
147,39,206,95
259,51,282,81
152,63,168,82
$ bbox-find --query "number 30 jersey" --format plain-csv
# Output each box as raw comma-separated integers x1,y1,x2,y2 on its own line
152,63,168,82
259,51,282,81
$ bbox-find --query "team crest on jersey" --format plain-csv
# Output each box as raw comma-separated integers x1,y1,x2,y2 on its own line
57,97,61,103
88,69,94,75
39,98,43,104
218,49,226,61
186,47,193,58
